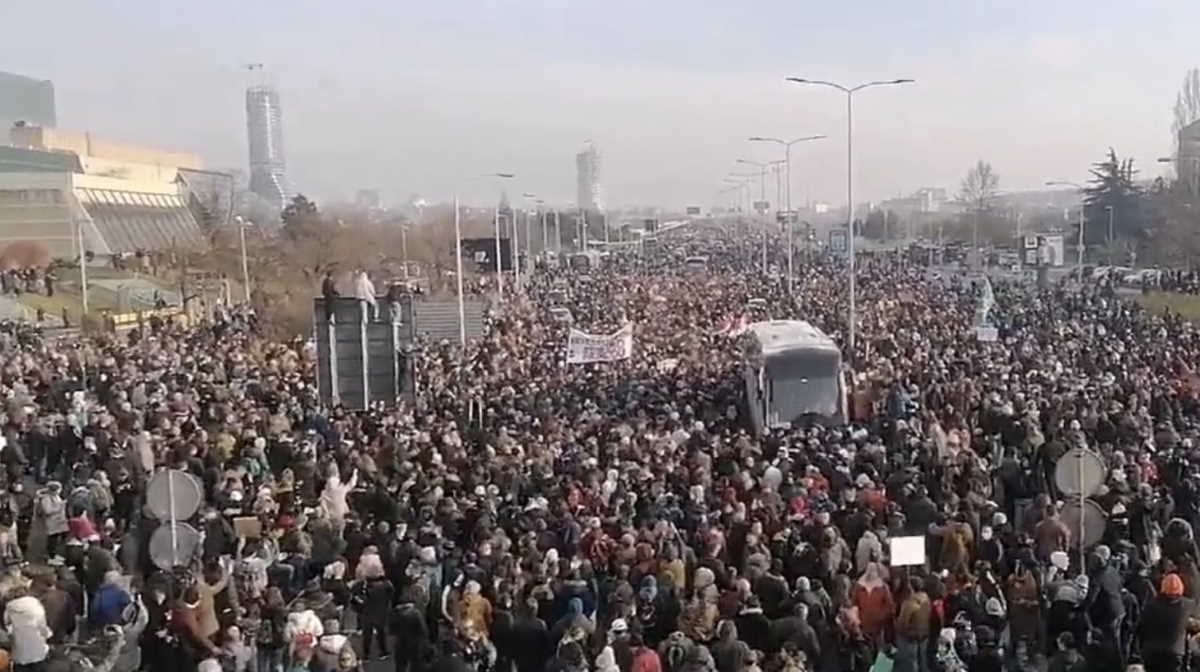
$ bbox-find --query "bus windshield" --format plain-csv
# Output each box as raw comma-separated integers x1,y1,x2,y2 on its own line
765,350,840,421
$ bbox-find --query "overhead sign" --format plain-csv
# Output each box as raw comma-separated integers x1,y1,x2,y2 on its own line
686,206,701,216
754,200,771,212
566,324,634,364
1023,235,1038,250
830,230,848,253
458,237,513,272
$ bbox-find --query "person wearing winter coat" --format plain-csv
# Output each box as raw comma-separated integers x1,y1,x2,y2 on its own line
357,567,394,660
5,589,51,669
90,570,132,627
393,590,431,672
769,602,820,663
318,467,357,537
894,578,932,672
710,620,750,672
507,599,549,672
172,587,221,664
1138,573,1195,672
852,563,895,644
630,632,663,672
37,482,68,558
735,595,771,654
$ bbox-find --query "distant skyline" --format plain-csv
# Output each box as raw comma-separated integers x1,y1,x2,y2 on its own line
1,1,1197,209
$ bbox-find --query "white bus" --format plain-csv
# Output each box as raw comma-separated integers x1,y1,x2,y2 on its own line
742,320,847,432
684,255,709,272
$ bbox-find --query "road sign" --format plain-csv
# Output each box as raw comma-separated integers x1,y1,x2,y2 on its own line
830,230,847,253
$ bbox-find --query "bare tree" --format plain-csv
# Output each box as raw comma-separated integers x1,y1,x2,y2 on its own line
1173,68,1200,157
958,160,1000,251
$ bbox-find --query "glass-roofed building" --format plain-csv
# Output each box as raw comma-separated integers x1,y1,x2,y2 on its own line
0,123,211,259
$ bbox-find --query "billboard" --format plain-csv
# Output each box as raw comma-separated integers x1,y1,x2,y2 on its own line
754,200,771,213
686,206,701,216
458,237,513,272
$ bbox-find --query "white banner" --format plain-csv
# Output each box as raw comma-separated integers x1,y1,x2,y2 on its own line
566,324,634,364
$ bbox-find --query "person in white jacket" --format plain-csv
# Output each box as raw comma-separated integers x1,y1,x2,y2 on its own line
353,269,378,320
318,465,357,538
5,591,50,669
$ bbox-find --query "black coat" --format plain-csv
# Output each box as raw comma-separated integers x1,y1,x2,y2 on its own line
360,577,395,624
393,602,431,659
769,615,820,660
508,616,551,672
1139,596,1195,656
734,609,771,653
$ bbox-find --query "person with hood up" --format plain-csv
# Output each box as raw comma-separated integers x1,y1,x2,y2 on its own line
550,597,592,651
1138,573,1195,672
710,620,750,672
852,562,894,646
769,601,819,663
856,530,884,576
5,587,51,670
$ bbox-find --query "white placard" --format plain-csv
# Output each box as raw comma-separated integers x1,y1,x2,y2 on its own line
975,326,998,342
566,324,634,364
889,536,926,567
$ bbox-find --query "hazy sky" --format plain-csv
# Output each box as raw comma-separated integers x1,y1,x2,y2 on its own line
3,1,1197,209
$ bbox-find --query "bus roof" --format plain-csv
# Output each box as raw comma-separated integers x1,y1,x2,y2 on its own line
745,320,840,356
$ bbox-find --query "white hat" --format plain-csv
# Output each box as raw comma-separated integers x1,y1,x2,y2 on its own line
1050,551,1069,571
610,618,628,634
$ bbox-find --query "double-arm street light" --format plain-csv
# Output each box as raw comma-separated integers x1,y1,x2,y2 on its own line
786,77,913,362
1045,180,1086,271
749,134,826,293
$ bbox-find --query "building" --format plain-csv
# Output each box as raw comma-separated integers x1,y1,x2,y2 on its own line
355,189,381,209
0,71,56,130
0,124,207,258
575,140,604,211
1179,119,1200,194
246,85,291,213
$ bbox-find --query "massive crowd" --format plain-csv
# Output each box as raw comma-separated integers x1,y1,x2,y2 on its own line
0,228,1197,672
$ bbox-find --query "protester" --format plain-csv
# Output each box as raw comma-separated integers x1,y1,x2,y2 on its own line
2,231,1200,672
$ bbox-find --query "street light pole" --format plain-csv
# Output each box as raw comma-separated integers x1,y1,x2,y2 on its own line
1046,180,1086,272
786,78,913,360
750,135,826,294
482,173,516,300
